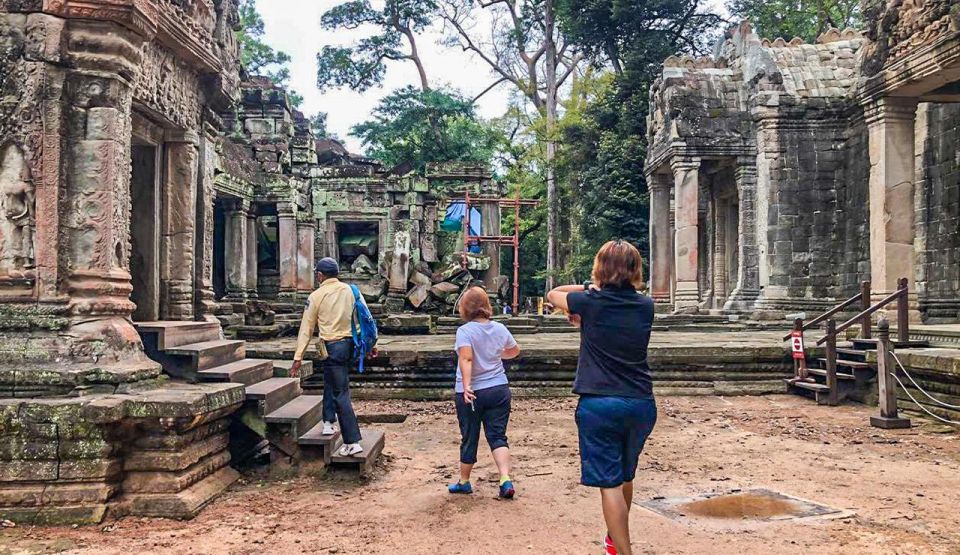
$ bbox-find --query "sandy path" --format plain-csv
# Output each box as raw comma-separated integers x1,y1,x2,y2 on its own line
3,395,959,554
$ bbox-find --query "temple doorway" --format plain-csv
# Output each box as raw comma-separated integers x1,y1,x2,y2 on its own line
129,143,161,322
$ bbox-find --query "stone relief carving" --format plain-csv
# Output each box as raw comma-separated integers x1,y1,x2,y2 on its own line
133,43,203,130
0,143,36,273
864,0,959,72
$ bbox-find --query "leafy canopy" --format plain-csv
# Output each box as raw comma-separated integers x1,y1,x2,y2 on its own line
350,86,501,174
236,0,304,106
727,0,861,43
317,0,436,92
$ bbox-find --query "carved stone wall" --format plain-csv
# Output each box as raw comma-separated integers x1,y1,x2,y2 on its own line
916,102,960,321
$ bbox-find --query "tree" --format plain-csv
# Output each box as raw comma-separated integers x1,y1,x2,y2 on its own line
439,0,583,291
351,86,502,173
317,0,436,92
236,0,303,105
555,0,722,277
309,113,329,139
727,0,861,43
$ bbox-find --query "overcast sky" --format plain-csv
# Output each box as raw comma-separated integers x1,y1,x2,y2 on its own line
255,0,513,152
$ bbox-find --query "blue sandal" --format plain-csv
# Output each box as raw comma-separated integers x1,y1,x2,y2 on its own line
448,481,473,494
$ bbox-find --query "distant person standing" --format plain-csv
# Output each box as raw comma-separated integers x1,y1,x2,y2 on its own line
547,240,656,555
291,257,374,458
447,287,521,499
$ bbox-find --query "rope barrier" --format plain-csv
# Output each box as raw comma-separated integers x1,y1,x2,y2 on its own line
892,374,960,426
890,352,960,410
888,352,960,426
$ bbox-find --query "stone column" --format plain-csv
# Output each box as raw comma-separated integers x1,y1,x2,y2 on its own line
725,161,761,312
160,131,199,321
671,157,701,311
712,193,727,308
648,171,673,304
245,211,259,298
865,98,920,320
480,200,501,290
296,220,316,295
223,200,248,300
277,204,298,299
194,126,218,320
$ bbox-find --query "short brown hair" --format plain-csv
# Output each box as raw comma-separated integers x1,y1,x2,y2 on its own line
458,286,493,322
591,240,644,290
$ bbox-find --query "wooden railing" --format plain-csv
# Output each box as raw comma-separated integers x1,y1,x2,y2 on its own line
786,279,911,405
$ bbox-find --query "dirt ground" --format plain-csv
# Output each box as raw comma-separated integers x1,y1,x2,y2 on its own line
3,395,959,555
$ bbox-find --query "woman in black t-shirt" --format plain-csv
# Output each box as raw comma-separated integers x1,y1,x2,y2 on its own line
547,240,657,555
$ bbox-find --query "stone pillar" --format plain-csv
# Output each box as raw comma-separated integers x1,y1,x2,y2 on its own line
865,98,921,320
725,161,761,312
296,220,316,295
223,200,248,299
480,200,501,290
246,211,259,298
160,131,199,321
712,193,727,308
194,126,218,320
648,171,673,305
277,204,298,299
671,157,701,312
385,228,411,312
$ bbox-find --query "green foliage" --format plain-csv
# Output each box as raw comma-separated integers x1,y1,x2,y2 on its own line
350,86,502,174
309,113,329,138
236,0,303,106
727,0,861,42
555,0,723,75
317,0,436,92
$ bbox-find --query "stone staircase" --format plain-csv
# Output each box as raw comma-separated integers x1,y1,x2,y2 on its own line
136,321,384,474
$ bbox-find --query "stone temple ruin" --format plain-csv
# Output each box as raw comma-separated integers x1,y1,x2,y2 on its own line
645,5,960,322
0,0,514,525
1,0,959,528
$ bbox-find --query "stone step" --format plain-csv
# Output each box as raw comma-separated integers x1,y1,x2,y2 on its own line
245,378,302,415
264,395,324,437
196,359,275,386
299,423,343,464
329,428,385,475
165,340,246,373
273,360,315,380
135,321,222,350
805,367,856,381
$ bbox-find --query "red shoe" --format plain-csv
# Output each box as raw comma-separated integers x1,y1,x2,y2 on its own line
604,535,618,555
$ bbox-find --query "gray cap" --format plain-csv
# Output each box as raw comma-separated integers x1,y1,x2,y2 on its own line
315,257,340,276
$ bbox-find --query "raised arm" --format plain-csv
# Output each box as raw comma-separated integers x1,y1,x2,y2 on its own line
546,284,585,312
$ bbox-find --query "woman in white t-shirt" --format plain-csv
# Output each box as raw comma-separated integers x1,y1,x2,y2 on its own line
447,287,521,499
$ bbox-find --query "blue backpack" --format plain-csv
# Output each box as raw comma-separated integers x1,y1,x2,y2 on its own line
349,284,378,373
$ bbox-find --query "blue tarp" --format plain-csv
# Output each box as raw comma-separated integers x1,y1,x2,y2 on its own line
442,202,482,236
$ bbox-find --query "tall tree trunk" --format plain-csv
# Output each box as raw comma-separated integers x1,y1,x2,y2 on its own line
403,28,430,91
544,0,558,293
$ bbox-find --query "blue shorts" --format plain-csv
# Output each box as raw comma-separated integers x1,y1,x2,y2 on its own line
575,395,657,488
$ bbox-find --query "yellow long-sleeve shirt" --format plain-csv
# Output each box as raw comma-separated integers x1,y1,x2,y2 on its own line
293,278,368,361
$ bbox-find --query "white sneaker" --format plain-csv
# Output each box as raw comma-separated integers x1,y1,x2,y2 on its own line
321,421,336,435
337,443,363,457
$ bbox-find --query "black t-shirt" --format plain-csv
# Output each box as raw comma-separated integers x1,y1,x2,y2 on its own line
567,286,654,399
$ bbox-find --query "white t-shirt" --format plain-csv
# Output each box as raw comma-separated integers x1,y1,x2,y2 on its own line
454,321,517,393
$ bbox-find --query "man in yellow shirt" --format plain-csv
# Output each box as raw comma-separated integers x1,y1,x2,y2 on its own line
290,257,372,457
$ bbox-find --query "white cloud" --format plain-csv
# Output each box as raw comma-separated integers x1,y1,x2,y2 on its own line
255,0,513,152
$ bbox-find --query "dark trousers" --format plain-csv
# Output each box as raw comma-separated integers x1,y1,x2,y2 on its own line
322,339,362,444
454,384,512,465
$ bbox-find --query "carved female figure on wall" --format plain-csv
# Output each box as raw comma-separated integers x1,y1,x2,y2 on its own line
0,143,35,273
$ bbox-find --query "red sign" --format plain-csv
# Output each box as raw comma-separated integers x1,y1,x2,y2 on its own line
791,331,805,360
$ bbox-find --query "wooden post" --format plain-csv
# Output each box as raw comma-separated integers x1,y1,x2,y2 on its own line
860,281,872,339
825,319,839,406
871,318,912,429
896,277,909,344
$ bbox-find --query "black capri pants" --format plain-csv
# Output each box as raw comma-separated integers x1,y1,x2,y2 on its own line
454,384,512,464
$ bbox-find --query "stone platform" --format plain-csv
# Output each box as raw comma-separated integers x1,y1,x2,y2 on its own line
0,382,244,525
247,329,799,399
